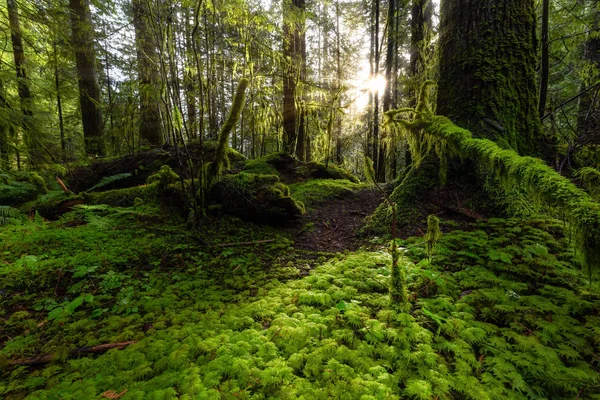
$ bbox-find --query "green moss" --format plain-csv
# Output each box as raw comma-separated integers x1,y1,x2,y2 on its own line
387,108,600,276
244,153,282,176
84,183,160,207
365,158,439,234
289,179,368,208
244,153,359,184
211,173,304,223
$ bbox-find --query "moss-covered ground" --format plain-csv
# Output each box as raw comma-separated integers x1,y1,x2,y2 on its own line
1,197,599,399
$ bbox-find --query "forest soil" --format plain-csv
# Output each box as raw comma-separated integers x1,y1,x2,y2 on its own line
288,188,383,252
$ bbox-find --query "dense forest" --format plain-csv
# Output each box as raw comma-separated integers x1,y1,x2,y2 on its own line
1,0,600,398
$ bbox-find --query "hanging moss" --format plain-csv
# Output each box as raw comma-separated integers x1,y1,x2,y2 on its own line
387,109,600,276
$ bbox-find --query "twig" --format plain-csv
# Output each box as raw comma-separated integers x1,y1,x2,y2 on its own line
215,239,276,248
9,341,138,367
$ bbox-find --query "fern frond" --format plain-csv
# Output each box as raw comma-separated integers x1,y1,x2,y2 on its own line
0,205,24,226
86,173,133,192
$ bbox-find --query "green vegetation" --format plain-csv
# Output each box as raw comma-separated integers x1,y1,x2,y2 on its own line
1,205,598,398
289,179,367,208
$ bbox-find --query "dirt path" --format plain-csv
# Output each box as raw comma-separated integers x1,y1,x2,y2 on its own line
288,189,383,252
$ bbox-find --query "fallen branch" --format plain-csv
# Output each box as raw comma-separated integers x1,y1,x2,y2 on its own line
55,175,71,194
215,239,276,248
9,340,138,367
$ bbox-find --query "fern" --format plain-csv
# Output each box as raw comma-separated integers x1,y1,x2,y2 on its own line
86,173,133,192
0,205,24,226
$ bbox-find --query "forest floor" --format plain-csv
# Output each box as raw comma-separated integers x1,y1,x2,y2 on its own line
288,188,382,252
1,179,600,399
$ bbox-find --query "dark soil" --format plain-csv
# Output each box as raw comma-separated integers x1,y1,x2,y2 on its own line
288,189,384,252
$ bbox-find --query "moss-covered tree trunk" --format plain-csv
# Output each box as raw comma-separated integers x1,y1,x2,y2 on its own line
70,0,104,156
577,0,600,146
8,0,42,165
437,0,543,157
132,0,163,147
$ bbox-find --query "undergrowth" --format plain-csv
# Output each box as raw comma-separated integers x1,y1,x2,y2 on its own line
1,210,598,399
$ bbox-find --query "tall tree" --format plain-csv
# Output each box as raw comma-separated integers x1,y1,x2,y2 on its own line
132,0,163,146
282,0,306,157
437,0,543,156
7,0,39,164
577,0,600,147
69,0,104,156
409,0,433,104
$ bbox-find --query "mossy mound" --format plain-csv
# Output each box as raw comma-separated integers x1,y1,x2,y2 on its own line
211,172,304,224
243,153,359,184
289,179,368,208
65,141,245,193
0,172,48,206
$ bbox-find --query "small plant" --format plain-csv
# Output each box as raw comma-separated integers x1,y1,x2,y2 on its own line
364,156,407,306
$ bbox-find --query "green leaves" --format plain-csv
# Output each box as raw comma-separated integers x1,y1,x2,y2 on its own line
487,249,513,264
47,294,94,322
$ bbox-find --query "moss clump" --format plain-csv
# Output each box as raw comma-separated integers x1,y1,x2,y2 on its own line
243,153,359,184
84,183,160,207
211,173,304,224
289,179,368,208
146,165,180,189
243,153,288,177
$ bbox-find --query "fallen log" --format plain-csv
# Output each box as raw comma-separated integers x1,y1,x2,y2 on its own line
9,340,138,367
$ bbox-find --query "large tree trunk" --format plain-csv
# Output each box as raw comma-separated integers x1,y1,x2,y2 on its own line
437,0,543,157
132,0,163,146
577,0,600,146
69,0,104,156
282,0,306,157
409,0,433,105
7,0,40,165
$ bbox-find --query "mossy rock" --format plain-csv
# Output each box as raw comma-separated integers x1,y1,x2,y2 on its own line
289,179,368,208
243,153,359,184
211,172,304,224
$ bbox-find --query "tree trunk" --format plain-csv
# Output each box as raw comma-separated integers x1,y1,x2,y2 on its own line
282,0,306,156
373,0,381,175
132,0,163,146
538,0,550,118
7,0,39,165
0,76,10,169
409,0,433,105
69,0,105,156
437,0,543,157
577,0,600,146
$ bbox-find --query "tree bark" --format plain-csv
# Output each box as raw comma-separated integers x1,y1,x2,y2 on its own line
539,0,550,118
282,0,306,157
373,0,381,174
577,0,600,146
132,0,163,147
0,76,10,169
409,0,433,105
69,0,105,156
437,0,543,157
8,0,40,165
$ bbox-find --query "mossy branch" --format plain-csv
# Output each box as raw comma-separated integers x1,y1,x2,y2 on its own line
206,78,248,188
387,108,600,277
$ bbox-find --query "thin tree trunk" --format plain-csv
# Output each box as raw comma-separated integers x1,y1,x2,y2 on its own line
373,0,381,176
409,0,433,106
0,76,10,169
53,40,66,163
69,0,104,156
